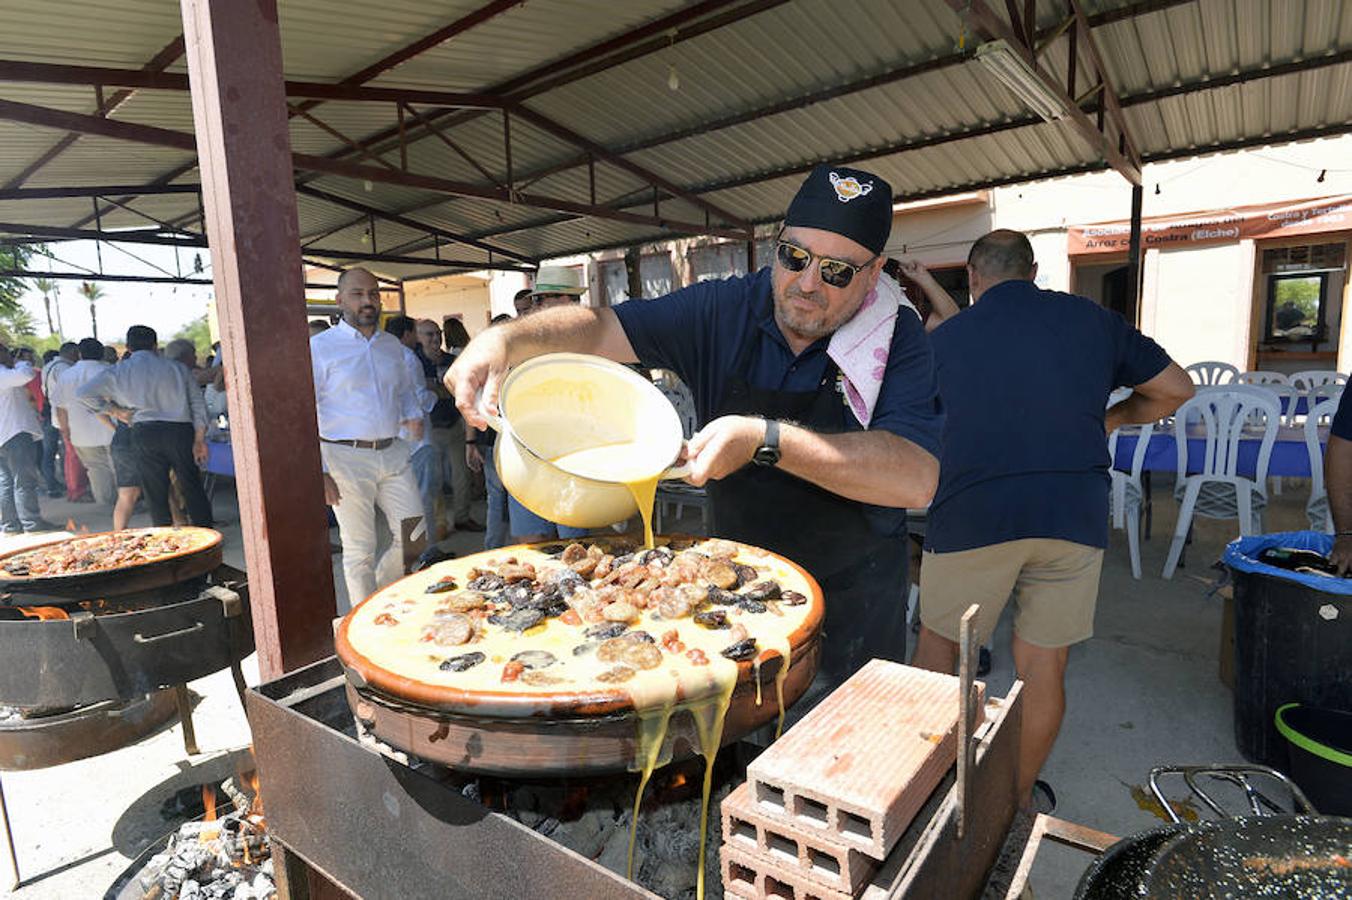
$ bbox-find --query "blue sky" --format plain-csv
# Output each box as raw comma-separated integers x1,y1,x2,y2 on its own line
16,240,213,344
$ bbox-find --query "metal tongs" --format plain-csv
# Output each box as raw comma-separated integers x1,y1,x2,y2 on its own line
1147,764,1317,824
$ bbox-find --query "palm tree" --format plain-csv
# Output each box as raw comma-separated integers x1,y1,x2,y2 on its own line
31,276,56,335
79,281,105,341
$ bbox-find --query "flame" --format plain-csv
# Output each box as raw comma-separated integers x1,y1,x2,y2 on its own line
669,771,689,789
64,518,89,535
19,606,69,621
202,784,218,822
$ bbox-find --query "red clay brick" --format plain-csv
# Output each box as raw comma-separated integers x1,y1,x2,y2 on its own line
745,660,983,860
721,842,855,900
722,781,878,894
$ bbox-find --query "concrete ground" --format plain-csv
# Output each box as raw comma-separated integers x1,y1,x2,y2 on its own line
0,475,1313,899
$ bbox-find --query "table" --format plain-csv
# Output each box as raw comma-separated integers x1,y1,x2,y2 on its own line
205,440,234,478
1112,424,1326,479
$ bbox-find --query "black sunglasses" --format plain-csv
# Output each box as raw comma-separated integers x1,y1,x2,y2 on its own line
775,238,878,289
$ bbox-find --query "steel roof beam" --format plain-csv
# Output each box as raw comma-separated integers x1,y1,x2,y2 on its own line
947,0,1140,184
0,61,512,109
0,183,200,200
509,105,750,230
2,35,186,191
294,185,534,264
501,0,1193,194
458,51,1352,244
1066,0,1141,170
0,98,746,241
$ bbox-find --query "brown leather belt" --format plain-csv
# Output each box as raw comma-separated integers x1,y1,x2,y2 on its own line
321,437,395,450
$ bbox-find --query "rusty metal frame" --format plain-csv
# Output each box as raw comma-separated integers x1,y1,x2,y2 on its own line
1,35,185,190
0,97,749,241
945,0,1141,183
499,0,1190,193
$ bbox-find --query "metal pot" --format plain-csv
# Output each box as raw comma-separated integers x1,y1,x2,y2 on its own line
485,353,687,528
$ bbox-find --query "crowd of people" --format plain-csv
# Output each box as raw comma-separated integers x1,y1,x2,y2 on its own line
0,326,218,535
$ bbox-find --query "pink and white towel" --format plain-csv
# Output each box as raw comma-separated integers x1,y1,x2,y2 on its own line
827,273,918,428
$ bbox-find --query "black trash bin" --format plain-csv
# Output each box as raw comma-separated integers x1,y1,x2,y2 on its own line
1276,703,1352,815
1222,533,1352,767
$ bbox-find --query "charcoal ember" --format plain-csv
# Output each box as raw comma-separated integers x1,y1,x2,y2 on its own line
736,599,767,614
584,622,629,640
639,546,675,566
439,651,486,672
511,650,557,670
424,577,458,593
779,590,807,606
468,572,506,592
721,638,758,661
693,609,729,629
741,579,781,603
489,607,544,632
706,586,739,605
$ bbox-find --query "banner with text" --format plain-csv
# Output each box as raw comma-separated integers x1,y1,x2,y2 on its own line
1067,194,1352,256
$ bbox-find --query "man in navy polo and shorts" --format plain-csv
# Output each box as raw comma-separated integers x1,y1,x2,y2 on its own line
911,229,1194,810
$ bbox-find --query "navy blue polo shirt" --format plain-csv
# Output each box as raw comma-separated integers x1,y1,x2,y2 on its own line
926,280,1171,553
1332,385,1352,441
612,267,944,537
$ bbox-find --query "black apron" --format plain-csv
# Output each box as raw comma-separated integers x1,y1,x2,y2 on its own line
703,338,910,698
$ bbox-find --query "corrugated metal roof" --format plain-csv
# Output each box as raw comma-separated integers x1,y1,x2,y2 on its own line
0,0,1348,280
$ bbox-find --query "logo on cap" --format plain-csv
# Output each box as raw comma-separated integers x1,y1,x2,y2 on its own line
829,171,873,203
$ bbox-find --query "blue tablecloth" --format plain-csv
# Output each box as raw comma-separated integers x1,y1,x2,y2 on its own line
1112,426,1325,479
206,440,234,477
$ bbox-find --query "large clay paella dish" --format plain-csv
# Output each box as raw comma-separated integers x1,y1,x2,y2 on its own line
336,536,824,775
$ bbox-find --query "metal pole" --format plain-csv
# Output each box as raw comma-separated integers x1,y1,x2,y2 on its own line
1126,183,1144,327
0,771,19,889
181,0,335,679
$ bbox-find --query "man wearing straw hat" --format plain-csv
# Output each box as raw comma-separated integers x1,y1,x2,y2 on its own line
502,265,593,545
448,165,943,703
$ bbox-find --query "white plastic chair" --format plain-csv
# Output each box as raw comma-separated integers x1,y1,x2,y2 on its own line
1108,421,1153,579
1163,387,1281,579
1290,370,1348,393
1236,370,1290,386
1185,361,1239,386
1305,396,1339,533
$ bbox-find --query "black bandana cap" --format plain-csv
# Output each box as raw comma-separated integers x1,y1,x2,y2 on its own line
783,164,893,256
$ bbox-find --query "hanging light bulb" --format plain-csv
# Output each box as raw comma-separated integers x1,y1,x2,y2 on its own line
1154,184,1161,196
363,180,374,192
1317,169,1327,183
193,253,204,274
361,229,371,245
667,64,681,92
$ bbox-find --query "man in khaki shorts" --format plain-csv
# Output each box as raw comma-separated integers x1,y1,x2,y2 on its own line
911,230,1193,809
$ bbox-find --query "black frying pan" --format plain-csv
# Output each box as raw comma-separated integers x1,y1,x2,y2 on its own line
1076,816,1352,898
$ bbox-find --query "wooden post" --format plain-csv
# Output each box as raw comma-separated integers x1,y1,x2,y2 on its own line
181,0,335,679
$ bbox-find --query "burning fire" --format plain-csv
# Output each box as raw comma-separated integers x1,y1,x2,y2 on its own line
18,606,69,621
202,784,218,822
63,518,90,535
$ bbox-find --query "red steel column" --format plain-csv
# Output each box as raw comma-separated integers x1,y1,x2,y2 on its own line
181,0,335,678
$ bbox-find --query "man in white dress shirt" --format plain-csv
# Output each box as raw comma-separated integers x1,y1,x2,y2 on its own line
312,268,425,609
51,338,116,506
0,343,53,533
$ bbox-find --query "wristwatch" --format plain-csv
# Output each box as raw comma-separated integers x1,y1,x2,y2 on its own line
752,419,781,467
